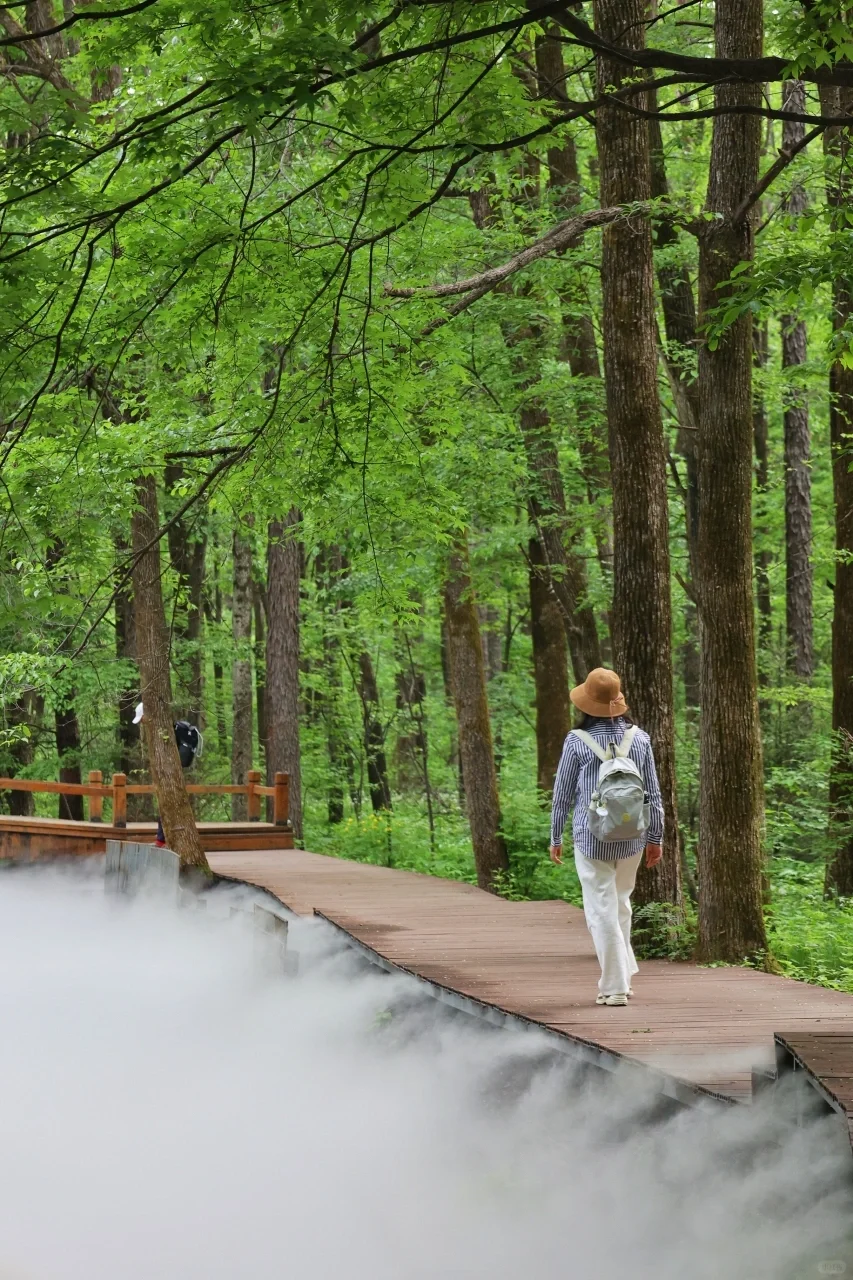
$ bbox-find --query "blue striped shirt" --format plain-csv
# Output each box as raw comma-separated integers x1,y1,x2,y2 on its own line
550,717,665,861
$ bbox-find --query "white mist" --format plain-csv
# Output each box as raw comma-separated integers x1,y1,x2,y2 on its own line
0,863,850,1280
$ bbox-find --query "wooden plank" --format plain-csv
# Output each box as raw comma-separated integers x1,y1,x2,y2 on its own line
208,848,853,1107
0,817,294,859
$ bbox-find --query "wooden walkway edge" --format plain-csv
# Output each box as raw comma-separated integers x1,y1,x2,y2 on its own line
207,848,853,1126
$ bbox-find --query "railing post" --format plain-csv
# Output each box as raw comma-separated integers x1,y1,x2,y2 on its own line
247,770,262,822
273,772,289,827
88,770,104,822
112,773,127,828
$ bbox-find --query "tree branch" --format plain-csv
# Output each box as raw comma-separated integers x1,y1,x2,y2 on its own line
732,123,825,224
385,205,623,302
554,6,853,89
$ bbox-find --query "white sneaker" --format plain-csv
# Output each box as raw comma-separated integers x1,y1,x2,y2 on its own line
596,993,628,1007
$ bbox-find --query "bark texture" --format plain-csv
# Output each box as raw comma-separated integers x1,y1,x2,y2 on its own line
131,475,207,869
822,84,853,896
266,510,303,838
521,402,602,680
594,0,681,908
115,559,151,820
534,23,613,581
5,697,35,816
468,186,601,679
529,535,571,794
359,649,393,812
695,0,767,959
781,81,813,680
753,321,773,669
55,702,84,820
444,536,509,891
230,526,254,820
164,463,206,722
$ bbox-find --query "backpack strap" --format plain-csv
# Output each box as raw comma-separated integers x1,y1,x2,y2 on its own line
571,729,610,762
612,725,639,759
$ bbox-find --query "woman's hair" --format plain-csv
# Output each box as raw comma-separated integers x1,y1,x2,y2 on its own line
574,711,634,730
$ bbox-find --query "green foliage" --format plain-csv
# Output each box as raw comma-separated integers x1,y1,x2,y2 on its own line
768,859,853,992
1,0,852,997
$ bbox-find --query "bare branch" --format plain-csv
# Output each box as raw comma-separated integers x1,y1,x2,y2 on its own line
385,205,623,303
732,123,825,224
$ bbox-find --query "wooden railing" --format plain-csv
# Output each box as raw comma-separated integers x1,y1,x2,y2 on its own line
0,769,290,827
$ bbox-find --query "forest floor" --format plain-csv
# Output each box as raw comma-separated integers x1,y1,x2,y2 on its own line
309,803,853,995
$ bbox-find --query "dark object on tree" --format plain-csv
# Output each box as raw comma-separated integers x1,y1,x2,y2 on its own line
594,0,681,910
174,721,202,768
695,0,768,961
131,474,208,872
443,536,509,892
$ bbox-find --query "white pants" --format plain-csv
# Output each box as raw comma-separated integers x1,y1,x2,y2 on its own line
574,849,642,996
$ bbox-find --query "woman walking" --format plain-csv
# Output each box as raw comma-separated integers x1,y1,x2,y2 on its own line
549,668,664,1007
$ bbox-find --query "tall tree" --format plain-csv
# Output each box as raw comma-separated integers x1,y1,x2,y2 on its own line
648,111,701,714
131,475,207,870
593,0,681,908
781,81,813,681
468,187,601,680
47,541,84,820
529,534,571,794
753,320,773,673
253,581,268,768
266,510,303,838
443,534,509,891
164,463,206,723
358,649,393,812
230,524,254,821
695,0,767,959
821,83,853,897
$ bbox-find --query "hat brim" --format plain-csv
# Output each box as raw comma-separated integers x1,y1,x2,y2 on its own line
570,684,629,718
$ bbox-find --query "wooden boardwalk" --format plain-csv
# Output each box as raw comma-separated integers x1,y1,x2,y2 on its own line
209,849,853,1114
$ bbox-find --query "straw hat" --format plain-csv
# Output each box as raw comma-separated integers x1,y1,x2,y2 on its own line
570,667,629,718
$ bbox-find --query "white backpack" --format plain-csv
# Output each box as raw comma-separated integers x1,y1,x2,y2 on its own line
572,726,649,843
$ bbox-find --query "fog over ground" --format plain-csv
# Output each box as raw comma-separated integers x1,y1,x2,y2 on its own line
1,862,851,1280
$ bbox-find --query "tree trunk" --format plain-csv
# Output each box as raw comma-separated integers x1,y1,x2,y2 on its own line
253,581,267,768
467,186,601,680
753,321,773,672
55,702,84,820
131,475,207,870
5,697,35,816
529,535,571,795
115,557,152,820
230,526,254,820
821,84,853,896
695,0,767,960
205,542,228,756
443,535,508,891
594,0,681,908
359,650,392,812
266,511,303,838
46,538,84,820
521,403,602,680
648,112,701,718
164,463,206,723
533,23,613,582
781,81,814,681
